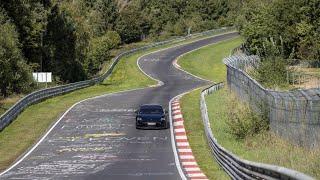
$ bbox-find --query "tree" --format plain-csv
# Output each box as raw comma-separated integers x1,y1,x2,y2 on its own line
85,31,121,77
0,8,34,97
0,0,242,88
105,31,121,49
240,0,320,63
0,0,48,70
116,3,144,43
45,5,86,83
173,18,187,35
90,0,119,35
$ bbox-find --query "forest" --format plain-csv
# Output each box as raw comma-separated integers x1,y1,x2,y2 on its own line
0,0,239,97
238,0,320,88
1,0,320,97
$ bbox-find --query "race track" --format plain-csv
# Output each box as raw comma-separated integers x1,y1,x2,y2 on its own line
1,32,238,180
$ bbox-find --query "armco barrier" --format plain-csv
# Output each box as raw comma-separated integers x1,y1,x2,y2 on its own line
200,83,314,180
0,27,236,131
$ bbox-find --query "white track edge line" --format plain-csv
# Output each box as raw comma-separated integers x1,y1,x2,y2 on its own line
169,95,187,180
135,31,237,87
173,35,240,83
169,87,207,180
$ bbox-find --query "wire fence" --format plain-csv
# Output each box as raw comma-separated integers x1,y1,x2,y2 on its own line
200,83,314,180
232,46,320,89
224,52,320,148
0,27,236,132
286,69,320,89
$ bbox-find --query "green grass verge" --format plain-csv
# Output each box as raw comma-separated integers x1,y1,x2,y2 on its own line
206,88,320,178
180,90,229,179
178,37,243,179
0,31,236,172
178,36,242,82
0,97,19,117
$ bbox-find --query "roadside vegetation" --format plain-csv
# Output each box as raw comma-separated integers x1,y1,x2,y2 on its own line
238,0,320,90
0,0,241,98
178,37,242,82
178,37,320,178
206,89,320,178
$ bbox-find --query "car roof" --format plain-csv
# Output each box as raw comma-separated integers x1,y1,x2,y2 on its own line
140,104,163,109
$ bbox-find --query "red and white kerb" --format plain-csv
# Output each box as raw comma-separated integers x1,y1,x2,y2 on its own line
171,99,208,180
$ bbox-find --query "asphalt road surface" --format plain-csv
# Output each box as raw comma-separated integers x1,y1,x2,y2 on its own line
1,32,238,180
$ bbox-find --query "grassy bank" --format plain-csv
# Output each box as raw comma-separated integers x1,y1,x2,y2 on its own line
180,90,229,179
178,37,242,82
206,88,320,178
0,31,236,172
0,96,22,117
178,37,242,179
178,36,319,178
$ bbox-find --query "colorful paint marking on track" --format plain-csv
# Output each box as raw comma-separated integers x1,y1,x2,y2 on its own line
171,99,208,180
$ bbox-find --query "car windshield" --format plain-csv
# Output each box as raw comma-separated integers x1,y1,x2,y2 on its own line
140,106,163,114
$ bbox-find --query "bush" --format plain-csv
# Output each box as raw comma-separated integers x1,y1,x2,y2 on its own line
105,31,121,49
173,18,187,36
85,31,121,77
251,57,289,89
226,94,269,139
246,38,291,90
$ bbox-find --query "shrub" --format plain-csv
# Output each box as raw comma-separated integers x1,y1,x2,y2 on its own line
173,18,187,36
105,31,121,49
251,56,289,89
247,38,290,90
226,94,269,139
84,31,120,77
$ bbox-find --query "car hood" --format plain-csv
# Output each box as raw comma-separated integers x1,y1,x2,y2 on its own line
138,114,164,121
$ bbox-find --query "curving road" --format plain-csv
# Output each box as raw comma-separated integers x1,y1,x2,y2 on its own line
1,32,238,180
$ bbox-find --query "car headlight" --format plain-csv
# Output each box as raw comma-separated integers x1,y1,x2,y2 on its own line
137,117,142,121
161,117,165,121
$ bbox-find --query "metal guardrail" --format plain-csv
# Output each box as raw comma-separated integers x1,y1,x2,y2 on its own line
0,27,236,132
200,83,314,180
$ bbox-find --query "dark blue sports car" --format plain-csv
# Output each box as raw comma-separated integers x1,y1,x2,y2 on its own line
136,104,168,129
